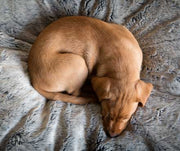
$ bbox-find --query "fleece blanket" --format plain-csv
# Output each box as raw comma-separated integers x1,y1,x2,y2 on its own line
0,0,179,150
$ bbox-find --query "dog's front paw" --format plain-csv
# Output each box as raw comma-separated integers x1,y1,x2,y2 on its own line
86,97,98,104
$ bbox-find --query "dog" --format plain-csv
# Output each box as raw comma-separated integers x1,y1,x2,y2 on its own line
28,16,153,137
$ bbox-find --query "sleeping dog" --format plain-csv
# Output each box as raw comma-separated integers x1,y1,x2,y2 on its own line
28,16,153,137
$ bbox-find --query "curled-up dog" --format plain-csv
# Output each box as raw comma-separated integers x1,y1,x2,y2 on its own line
28,16,153,137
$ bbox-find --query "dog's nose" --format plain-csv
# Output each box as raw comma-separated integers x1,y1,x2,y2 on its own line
110,132,119,138
108,131,119,138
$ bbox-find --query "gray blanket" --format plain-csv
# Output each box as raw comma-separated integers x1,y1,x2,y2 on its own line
0,0,179,150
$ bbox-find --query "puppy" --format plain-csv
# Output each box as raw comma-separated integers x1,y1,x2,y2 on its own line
28,16,153,137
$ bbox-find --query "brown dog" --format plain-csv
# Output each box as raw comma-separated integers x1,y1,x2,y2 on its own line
28,16,153,137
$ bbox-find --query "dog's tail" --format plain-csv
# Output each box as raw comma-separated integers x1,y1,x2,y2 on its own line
33,85,96,105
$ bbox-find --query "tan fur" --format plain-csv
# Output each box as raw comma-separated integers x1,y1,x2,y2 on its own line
28,16,153,137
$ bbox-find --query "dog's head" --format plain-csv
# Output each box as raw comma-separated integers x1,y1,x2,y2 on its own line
92,77,153,137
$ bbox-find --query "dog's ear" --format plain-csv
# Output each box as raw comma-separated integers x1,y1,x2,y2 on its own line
91,77,111,101
135,80,153,107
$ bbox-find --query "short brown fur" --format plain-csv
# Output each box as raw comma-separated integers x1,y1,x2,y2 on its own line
28,16,153,137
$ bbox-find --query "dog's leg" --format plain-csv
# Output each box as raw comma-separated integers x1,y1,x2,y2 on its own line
72,89,81,96
31,53,97,104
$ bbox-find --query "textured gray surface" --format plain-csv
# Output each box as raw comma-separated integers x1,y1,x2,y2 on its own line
0,0,180,150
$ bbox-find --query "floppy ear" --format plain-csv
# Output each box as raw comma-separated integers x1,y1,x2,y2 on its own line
91,77,111,101
136,80,153,107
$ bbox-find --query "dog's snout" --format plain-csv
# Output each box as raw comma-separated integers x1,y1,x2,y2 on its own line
105,127,120,138
108,131,119,138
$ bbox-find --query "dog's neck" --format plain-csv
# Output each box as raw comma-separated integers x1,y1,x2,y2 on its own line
96,46,141,83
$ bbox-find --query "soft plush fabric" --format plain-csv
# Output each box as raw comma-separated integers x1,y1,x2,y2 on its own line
0,0,179,150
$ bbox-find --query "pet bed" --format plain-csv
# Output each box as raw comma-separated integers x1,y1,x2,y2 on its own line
0,0,179,150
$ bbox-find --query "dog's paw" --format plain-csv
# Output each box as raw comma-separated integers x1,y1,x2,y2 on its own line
87,97,98,104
